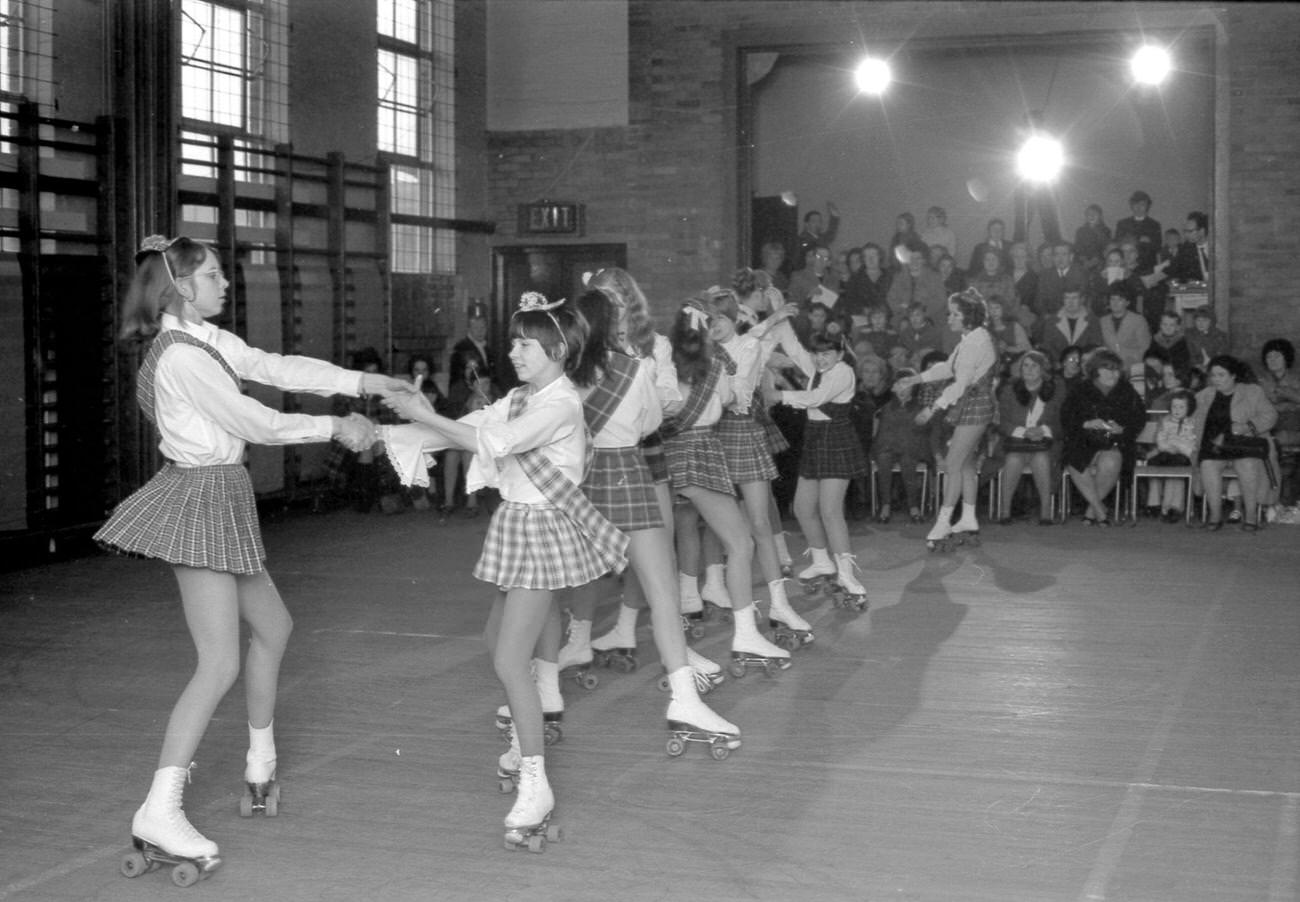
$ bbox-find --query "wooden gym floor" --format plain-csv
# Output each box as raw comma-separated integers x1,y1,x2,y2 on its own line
1,504,1298,901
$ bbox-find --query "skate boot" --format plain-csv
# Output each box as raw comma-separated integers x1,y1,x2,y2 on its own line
503,755,561,853
678,572,707,638
121,765,221,887
700,564,734,624
766,579,814,649
927,506,956,552
664,666,741,761
831,552,869,613
557,618,598,690
495,659,564,745
657,645,726,694
591,604,639,673
729,604,792,678
950,506,981,547
240,721,280,817
797,547,837,597
497,720,522,794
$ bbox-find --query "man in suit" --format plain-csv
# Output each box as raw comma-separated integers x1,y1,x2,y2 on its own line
1036,289,1102,363
1167,210,1211,284
1114,190,1164,275
1034,241,1089,319
795,202,840,267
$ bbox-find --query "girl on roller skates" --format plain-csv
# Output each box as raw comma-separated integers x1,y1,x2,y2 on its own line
382,293,628,848
97,236,406,878
893,289,998,550
757,305,871,610
579,267,728,691
662,298,792,676
706,288,813,646
557,287,739,751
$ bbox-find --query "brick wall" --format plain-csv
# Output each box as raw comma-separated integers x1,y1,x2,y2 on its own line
484,2,1300,356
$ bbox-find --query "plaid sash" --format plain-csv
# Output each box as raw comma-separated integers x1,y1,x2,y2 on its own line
583,351,641,437
714,345,738,376
660,356,722,438
508,386,629,574
137,330,240,424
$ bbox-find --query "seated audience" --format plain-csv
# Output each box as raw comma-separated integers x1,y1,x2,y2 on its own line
986,296,1032,371
1147,310,1191,377
871,367,929,524
1060,349,1147,525
1193,354,1278,531
997,350,1063,524
897,303,941,364
1099,282,1152,371
886,246,947,323
1142,389,1198,522
1073,203,1113,273
1260,338,1300,447
888,212,929,270
967,218,1012,276
969,250,1021,328
1035,241,1089,319
937,253,967,295
1036,289,1102,365
920,206,958,264
1186,305,1229,369
858,306,900,360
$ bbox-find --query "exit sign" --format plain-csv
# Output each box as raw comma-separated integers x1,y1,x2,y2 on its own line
518,201,584,235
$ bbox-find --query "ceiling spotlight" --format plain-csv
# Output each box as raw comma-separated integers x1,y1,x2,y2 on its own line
1016,134,1065,184
854,57,892,95
1130,44,1172,86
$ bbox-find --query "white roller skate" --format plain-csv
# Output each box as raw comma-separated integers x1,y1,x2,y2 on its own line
239,721,280,817
503,755,561,853
495,658,564,745
729,604,792,678
557,617,598,690
949,505,981,548
927,506,956,552
797,547,837,597
700,564,734,624
121,765,221,887
678,572,707,638
664,666,741,761
591,604,639,674
657,645,726,695
767,578,814,649
831,552,869,613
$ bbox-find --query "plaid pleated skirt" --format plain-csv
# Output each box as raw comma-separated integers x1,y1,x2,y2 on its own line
717,413,779,484
474,501,619,590
947,381,996,427
755,403,791,454
582,446,664,532
94,463,266,574
664,426,735,496
799,418,870,480
640,430,669,484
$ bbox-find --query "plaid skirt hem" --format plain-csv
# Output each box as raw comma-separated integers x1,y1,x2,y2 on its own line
583,446,664,532
799,418,870,480
93,463,266,574
664,427,735,496
717,415,779,483
474,502,619,589
948,383,996,427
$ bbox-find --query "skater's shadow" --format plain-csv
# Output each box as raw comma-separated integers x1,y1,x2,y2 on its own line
795,554,969,752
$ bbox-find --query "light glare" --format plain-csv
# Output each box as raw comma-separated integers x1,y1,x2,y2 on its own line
854,57,892,95
1016,135,1065,184
1131,45,1171,85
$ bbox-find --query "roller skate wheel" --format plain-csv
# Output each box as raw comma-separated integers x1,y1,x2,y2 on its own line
239,792,253,818
265,782,280,816
613,655,637,674
498,777,515,794
666,737,686,757
774,632,798,652
657,675,670,692
727,660,747,679
761,660,776,677
171,862,200,888
709,741,731,761
546,824,563,842
543,724,563,746
120,851,148,879
578,672,598,690
504,837,517,852
527,833,545,853
689,624,706,639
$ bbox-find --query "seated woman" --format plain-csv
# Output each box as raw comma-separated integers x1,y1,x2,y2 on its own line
871,367,929,524
996,350,1063,524
937,254,967,296
1260,338,1300,447
1057,345,1086,396
969,249,1020,327
1060,349,1147,525
1193,354,1279,532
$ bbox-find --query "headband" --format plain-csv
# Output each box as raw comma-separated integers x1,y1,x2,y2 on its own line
681,301,709,333
140,234,179,286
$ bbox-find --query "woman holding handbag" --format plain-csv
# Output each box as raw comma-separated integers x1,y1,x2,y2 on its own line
995,350,1063,525
1192,355,1278,532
